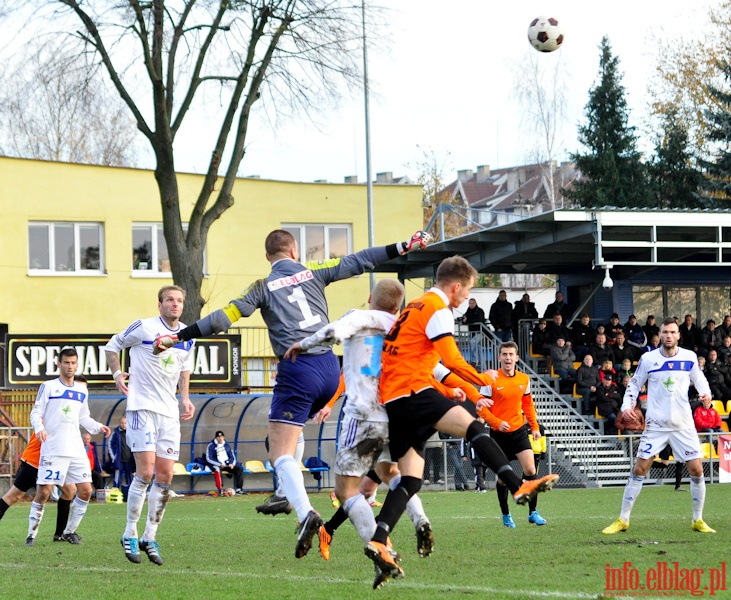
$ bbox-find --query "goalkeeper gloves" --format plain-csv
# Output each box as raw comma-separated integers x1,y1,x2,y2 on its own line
397,230,432,255
153,334,179,355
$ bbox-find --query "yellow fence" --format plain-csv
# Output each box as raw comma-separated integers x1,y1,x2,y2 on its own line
0,390,36,428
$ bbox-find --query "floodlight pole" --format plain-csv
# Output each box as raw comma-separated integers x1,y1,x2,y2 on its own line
362,0,375,291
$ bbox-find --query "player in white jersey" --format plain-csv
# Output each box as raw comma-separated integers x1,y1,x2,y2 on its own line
284,280,472,574
602,317,716,535
105,285,196,565
26,348,111,546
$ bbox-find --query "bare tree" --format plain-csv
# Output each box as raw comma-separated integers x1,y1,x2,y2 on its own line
0,41,141,166
22,0,377,323
512,50,568,208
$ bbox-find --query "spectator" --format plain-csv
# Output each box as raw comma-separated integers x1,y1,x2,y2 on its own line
575,354,601,414
704,349,731,401
107,416,134,500
693,399,723,435
599,359,616,383
571,313,595,361
423,433,444,485
617,374,632,398
206,431,245,495
543,290,572,321
589,332,614,367
550,336,577,393
611,332,634,368
642,315,659,342
697,319,718,359
617,358,634,381
717,336,731,364
82,432,104,494
623,315,647,360
439,432,469,491
679,315,699,352
461,298,487,367
644,333,661,354
531,319,551,357
547,312,572,345
717,314,731,341
605,313,624,346
488,290,513,342
594,374,622,434
615,405,645,435
512,293,538,347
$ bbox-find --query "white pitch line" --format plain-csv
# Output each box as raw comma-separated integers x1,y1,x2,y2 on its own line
0,562,597,598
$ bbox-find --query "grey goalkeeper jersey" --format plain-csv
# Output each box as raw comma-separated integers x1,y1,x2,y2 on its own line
194,246,391,358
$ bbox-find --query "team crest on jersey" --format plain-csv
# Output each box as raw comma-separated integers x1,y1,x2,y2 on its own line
159,352,178,375
661,376,676,393
60,402,74,421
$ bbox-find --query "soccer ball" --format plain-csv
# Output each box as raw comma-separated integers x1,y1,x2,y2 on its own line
223,488,235,497
527,16,564,53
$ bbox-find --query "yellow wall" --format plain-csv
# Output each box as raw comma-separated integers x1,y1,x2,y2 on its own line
0,157,424,335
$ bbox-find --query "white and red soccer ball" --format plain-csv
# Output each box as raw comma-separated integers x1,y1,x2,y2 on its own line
527,16,564,53
223,488,235,497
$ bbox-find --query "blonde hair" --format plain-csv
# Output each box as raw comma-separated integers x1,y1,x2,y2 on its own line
371,279,405,314
158,285,186,302
436,256,477,286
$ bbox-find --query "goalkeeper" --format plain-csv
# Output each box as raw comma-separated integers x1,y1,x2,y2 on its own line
154,228,431,559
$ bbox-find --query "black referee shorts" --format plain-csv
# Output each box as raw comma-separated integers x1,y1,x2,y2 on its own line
489,424,532,461
386,388,459,463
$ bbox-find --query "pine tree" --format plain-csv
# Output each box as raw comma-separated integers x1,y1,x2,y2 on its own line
565,37,650,208
700,54,731,202
649,108,706,209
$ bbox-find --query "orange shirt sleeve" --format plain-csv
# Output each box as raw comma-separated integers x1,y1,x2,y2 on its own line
326,373,346,409
432,336,493,388
442,372,483,404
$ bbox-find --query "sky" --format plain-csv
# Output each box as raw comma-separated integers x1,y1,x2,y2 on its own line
170,0,711,184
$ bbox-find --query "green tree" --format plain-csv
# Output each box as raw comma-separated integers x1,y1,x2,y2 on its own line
700,51,731,201
649,108,706,208
565,37,650,208
21,0,375,323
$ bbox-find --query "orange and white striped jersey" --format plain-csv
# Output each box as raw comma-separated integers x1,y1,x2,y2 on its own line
478,370,538,433
21,433,41,469
379,288,493,404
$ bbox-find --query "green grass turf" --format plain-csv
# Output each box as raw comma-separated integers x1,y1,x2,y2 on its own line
0,485,728,599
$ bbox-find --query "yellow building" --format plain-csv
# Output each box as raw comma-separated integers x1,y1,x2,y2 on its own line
0,156,424,337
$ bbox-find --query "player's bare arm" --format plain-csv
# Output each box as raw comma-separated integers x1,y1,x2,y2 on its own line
105,350,129,395
179,371,195,421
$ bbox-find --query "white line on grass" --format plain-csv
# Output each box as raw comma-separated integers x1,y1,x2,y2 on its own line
0,562,597,598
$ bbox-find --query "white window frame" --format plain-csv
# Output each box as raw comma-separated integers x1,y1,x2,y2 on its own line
282,223,352,262
131,222,207,278
27,221,105,276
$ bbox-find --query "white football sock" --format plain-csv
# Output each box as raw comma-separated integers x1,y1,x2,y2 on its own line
343,493,377,543
124,476,150,538
690,476,706,521
276,433,306,497
63,497,89,534
274,455,312,521
142,481,171,541
27,501,45,538
619,474,645,522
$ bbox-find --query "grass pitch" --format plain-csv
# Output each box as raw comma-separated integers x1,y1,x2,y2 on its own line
0,485,727,599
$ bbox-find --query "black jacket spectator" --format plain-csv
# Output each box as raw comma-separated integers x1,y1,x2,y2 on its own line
679,315,699,351
611,333,635,365
717,315,731,341
531,320,551,356
547,313,572,344
623,315,647,358
717,336,731,364
698,320,719,358
604,314,624,345
595,377,622,434
488,291,513,334
461,299,486,334
642,316,659,342
543,291,572,321
589,334,614,367
571,315,595,349
704,351,731,401
512,294,538,342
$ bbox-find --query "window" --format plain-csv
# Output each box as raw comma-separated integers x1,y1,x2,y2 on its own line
28,222,103,274
132,223,206,276
632,285,731,325
282,224,351,262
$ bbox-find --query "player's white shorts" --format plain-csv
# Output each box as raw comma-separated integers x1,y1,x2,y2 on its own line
36,454,91,486
335,415,389,477
126,409,181,460
636,428,702,463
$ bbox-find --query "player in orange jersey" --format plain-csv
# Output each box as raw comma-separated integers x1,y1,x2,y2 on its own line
477,341,548,528
0,433,79,541
363,256,558,588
